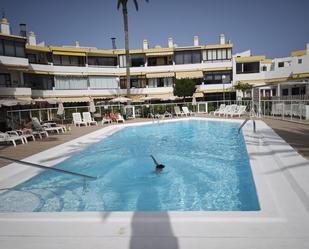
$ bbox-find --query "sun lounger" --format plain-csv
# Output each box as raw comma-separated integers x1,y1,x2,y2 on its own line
9,130,35,142
148,113,163,119
110,113,125,123
72,113,88,127
0,132,25,147
174,106,185,117
82,112,98,126
221,105,237,117
101,115,112,125
32,117,63,134
116,114,125,123
163,111,173,118
213,104,226,116
182,106,195,116
227,105,247,117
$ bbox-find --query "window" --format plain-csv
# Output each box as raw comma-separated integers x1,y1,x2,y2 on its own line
88,56,117,66
227,49,232,59
204,48,232,61
53,55,84,66
0,73,11,87
278,62,284,68
236,63,242,74
0,39,26,57
120,76,146,88
27,54,37,64
236,62,260,74
131,54,145,67
298,59,302,64
175,50,201,64
4,40,15,56
262,66,267,71
23,73,54,90
300,87,306,95
15,42,25,57
89,76,118,89
292,87,300,95
272,89,276,96
119,55,127,67
282,89,289,96
0,40,3,55
54,76,87,89
222,49,227,59
147,77,173,88
203,71,232,84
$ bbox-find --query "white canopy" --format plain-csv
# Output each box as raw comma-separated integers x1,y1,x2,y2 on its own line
110,96,132,103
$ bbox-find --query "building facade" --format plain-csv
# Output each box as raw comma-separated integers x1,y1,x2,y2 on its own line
0,16,309,105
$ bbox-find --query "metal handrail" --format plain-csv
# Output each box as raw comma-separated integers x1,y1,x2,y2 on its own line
238,118,256,133
0,155,97,180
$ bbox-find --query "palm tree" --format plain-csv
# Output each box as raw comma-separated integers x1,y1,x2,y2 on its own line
117,0,149,98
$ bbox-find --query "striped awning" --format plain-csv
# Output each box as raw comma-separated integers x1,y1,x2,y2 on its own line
59,97,91,103
92,96,111,100
193,92,204,98
53,51,86,57
176,71,203,79
146,72,175,78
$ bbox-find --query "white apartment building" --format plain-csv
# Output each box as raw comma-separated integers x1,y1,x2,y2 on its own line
0,16,309,105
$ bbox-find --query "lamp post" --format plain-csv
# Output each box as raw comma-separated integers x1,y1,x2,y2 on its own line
222,75,226,103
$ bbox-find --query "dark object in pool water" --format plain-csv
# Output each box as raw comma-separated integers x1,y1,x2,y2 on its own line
150,155,165,172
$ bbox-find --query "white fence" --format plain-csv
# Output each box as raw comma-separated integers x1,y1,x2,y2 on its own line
5,100,252,129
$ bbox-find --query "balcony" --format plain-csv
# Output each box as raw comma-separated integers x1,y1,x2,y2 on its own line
0,55,29,67
0,87,32,97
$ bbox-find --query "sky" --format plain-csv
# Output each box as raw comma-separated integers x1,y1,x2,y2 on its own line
1,0,309,58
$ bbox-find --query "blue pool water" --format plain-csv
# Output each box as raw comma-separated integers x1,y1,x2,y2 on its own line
0,120,260,212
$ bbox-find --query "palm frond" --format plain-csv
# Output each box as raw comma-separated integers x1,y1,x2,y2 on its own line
117,0,121,10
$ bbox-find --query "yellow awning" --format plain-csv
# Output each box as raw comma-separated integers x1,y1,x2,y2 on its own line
146,72,175,78
53,51,86,57
176,71,203,79
235,55,266,63
146,52,174,57
59,97,91,103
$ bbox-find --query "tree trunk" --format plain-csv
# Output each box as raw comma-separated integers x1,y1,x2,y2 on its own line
122,5,131,98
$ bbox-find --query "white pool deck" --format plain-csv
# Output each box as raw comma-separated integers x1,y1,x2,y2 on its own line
0,117,309,249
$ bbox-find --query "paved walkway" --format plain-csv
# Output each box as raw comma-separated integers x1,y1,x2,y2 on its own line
262,117,309,160
0,116,308,168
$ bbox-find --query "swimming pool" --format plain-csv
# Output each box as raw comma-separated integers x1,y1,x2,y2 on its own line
0,120,260,212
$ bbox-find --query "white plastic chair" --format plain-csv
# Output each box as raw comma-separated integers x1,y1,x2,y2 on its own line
182,106,194,116
72,113,88,127
174,106,185,117
213,104,226,116
82,112,98,126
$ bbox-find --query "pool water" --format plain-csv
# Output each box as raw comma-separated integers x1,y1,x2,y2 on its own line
0,120,260,212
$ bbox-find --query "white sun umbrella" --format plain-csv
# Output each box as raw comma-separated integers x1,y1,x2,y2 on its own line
89,100,96,113
192,96,197,106
57,102,64,115
110,96,132,103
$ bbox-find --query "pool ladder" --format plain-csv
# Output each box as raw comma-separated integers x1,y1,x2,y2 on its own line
238,118,256,133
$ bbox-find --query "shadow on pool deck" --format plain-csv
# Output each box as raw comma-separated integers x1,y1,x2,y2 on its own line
129,186,179,249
